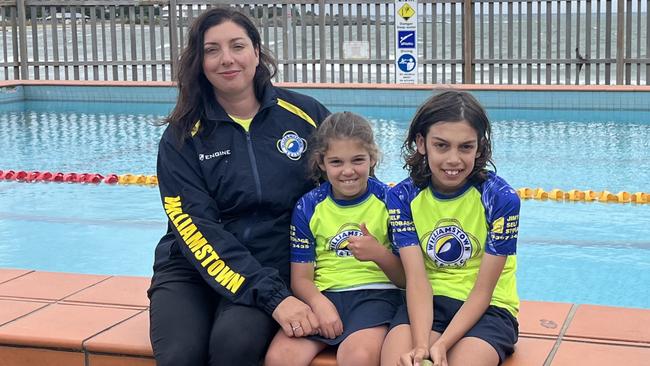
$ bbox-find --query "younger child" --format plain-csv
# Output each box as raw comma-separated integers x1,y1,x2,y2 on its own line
265,112,404,366
381,91,520,366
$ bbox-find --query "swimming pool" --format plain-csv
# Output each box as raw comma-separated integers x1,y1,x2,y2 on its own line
1,90,649,309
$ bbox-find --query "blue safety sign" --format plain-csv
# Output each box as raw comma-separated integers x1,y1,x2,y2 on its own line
398,30,416,49
397,53,416,72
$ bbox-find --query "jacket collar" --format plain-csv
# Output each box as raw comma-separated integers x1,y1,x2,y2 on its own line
202,82,277,122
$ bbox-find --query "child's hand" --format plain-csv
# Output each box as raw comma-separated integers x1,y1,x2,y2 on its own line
347,223,384,262
429,340,449,366
399,346,429,366
312,295,343,339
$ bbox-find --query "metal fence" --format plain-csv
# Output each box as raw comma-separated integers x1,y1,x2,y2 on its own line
0,0,648,85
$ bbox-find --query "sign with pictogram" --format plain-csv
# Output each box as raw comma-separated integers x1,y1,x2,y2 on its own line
397,30,416,49
395,0,418,84
398,3,415,21
397,53,416,72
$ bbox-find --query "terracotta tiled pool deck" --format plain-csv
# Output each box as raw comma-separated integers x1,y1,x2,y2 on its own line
0,268,648,366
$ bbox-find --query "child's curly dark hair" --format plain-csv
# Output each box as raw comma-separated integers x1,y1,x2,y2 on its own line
403,90,495,188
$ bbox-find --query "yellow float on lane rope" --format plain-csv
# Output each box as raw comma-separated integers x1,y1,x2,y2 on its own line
516,188,648,204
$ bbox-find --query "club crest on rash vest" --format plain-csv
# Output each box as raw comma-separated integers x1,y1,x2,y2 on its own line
424,219,478,267
328,223,363,257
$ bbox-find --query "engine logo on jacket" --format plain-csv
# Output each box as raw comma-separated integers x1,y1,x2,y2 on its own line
276,130,307,160
199,150,231,161
425,220,475,268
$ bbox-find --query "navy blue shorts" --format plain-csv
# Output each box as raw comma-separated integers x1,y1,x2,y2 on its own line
309,288,404,346
390,295,518,363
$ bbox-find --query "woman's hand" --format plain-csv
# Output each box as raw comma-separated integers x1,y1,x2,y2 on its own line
272,296,320,337
347,223,383,262
311,294,343,339
398,346,430,366
429,340,449,366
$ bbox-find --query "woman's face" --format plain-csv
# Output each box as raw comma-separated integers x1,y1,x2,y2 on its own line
202,21,259,99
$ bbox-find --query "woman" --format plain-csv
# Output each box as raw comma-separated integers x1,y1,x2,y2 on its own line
148,8,330,366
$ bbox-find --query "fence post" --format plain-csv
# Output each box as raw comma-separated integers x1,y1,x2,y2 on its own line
16,0,29,79
463,0,473,83
169,0,179,81
615,0,624,84
319,0,326,83
282,5,289,82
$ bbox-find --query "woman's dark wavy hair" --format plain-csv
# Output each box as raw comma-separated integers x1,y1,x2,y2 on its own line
403,90,495,188
163,7,277,143
307,112,380,184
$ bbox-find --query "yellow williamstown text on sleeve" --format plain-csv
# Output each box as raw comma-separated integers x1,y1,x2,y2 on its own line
164,196,246,294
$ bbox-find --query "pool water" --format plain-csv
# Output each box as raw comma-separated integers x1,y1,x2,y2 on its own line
1,100,649,309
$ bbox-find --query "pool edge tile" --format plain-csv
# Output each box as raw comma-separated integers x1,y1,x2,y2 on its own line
564,304,650,344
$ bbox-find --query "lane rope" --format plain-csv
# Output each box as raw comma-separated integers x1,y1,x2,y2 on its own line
1,169,648,204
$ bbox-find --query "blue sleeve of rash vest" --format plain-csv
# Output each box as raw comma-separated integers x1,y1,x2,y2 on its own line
289,196,316,263
481,174,521,256
387,181,421,249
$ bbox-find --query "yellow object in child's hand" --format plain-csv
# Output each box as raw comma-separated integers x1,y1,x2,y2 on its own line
420,360,434,366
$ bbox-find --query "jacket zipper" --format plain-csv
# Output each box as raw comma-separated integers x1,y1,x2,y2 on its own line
243,131,262,242
245,131,263,204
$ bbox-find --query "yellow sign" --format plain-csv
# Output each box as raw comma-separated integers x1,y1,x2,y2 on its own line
398,3,415,21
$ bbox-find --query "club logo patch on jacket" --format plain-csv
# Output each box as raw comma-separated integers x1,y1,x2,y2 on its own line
276,130,307,160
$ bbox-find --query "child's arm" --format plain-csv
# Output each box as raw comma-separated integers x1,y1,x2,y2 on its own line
369,244,406,288
348,223,406,288
347,223,406,287
429,253,507,365
400,245,434,365
291,262,343,339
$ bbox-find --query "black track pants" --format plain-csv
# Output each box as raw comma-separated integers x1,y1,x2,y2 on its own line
149,280,278,366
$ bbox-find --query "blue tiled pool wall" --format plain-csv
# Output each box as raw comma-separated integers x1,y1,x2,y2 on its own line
303,88,650,111
23,85,178,104
1,85,649,120
0,85,24,103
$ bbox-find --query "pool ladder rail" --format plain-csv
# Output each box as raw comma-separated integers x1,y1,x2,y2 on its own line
1,169,648,204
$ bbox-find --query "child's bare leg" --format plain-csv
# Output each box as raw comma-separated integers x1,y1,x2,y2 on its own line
264,330,327,366
336,326,387,366
380,325,411,366
447,337,499,366
380,325,441,366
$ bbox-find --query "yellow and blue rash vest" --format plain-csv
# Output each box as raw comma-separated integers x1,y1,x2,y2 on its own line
290,177,397,291
388,172,520,316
